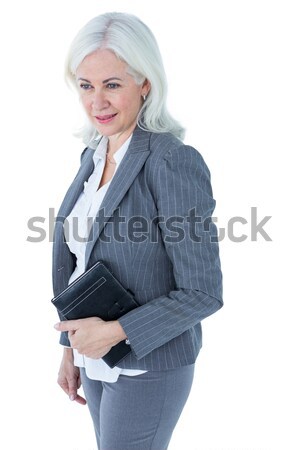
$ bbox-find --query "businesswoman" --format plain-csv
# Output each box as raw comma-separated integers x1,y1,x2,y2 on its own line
53,12,223,450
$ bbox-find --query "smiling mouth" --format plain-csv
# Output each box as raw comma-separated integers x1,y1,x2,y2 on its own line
95,113,118,124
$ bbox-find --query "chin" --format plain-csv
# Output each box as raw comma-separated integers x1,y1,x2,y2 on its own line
93,126,113,137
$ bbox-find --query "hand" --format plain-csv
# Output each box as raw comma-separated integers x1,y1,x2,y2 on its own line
54,317,127,359
57,347,86,405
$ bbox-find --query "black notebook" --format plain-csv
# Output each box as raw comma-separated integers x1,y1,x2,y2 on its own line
51,261,139,368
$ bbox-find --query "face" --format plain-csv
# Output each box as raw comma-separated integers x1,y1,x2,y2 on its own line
76,49,150,148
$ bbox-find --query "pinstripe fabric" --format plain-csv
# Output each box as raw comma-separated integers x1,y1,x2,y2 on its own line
52,126,223,370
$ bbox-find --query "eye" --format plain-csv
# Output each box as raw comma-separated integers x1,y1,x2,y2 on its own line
79,83,93,90
106,83,120,89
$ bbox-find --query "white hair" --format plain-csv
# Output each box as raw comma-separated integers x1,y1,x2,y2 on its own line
65,12,185,144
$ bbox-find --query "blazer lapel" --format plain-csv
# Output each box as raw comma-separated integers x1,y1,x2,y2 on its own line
85,127,151,266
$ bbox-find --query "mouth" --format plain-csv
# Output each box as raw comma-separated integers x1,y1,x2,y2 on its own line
95,113,118,124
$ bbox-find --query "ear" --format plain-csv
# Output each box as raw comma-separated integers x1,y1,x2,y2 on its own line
142,78,151,96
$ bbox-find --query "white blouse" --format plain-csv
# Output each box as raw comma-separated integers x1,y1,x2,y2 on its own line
64,135,146,382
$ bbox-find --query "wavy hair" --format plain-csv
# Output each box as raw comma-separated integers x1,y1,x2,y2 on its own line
65,12,185,144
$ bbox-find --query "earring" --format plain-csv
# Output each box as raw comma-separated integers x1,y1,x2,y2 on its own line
142,94,147,101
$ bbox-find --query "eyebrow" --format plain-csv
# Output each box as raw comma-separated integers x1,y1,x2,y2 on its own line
77,77,123,83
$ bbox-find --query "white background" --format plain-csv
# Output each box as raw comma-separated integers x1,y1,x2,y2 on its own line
0,1,299,449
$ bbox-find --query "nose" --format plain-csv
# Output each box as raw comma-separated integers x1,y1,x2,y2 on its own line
92,89,110,111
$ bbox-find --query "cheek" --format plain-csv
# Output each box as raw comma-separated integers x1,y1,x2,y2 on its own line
119,95,142,115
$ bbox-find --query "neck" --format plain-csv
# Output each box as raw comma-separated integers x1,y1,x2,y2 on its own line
107,124,136,154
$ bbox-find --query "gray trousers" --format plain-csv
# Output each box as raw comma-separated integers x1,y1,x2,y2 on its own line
80,364,195,450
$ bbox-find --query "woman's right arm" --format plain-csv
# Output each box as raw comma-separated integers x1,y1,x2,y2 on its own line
57,347,86,405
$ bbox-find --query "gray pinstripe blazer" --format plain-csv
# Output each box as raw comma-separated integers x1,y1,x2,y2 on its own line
52,126,223,370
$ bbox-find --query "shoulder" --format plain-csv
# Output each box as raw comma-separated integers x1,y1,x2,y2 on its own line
147,131,184,159
147,131,208,172
149,131,182,154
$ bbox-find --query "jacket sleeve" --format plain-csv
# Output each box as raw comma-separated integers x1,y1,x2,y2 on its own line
118,144,223,360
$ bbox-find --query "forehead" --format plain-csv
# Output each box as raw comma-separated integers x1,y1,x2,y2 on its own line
77,49,128,78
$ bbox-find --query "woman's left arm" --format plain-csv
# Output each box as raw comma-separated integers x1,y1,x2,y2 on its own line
118,144,223,360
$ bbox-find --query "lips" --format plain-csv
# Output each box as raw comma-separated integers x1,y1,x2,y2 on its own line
95,113,118,124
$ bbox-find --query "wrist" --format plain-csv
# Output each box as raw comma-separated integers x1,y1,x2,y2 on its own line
107,320,127,346
63,347,74,360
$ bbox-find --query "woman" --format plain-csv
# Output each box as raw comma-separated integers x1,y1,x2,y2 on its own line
53,11,223,450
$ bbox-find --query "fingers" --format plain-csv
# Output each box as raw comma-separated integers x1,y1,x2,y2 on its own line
57,359,87,406
68,377,80,400
57,377,71,397
67,377,87,405
57,377,86,406
73,373,86,405
54,317,104,332
54,320,81,332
